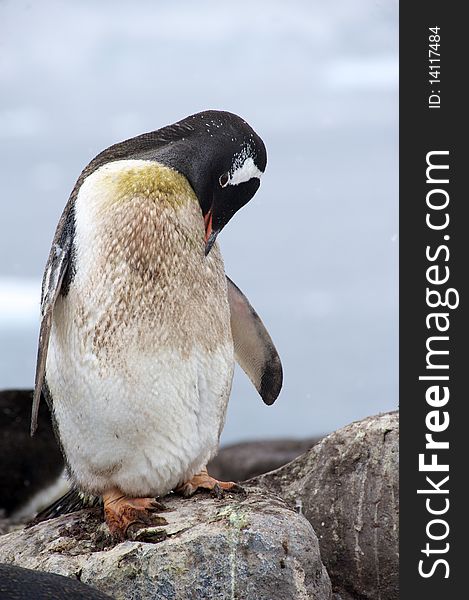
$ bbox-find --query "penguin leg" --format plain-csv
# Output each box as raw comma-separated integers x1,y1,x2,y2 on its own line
102,489,168,539
175,468,244,498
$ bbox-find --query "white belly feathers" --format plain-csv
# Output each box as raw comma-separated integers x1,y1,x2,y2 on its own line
45,160,234,496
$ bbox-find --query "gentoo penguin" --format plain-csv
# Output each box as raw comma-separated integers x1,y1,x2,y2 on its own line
31,110,282,538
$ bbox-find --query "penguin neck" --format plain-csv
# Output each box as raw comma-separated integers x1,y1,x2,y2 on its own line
152,139,215,215
73,159,209,289
68,158,229,359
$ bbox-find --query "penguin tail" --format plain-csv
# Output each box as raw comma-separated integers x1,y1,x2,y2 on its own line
27,488,101,527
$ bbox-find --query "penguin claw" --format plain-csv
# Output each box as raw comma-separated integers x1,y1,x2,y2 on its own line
175,468,243,498
148,499,168,512
103,491,168,540
128,525,168,543
226,482,246,495
210,483,225,499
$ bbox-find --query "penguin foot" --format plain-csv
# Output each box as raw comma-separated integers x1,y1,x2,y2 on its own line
175,468,244,498
103,489,168,539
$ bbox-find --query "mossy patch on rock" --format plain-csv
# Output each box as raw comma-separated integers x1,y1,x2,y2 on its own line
0,488,332,600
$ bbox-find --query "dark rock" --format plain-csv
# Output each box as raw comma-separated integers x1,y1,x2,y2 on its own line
0,389,64,517
0,563,113,599
253,412,399,600
208,437,321,481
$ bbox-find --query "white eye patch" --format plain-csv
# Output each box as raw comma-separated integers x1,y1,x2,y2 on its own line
228,156,263,186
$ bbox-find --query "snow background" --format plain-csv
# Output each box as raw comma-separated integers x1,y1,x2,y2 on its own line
0,0,398,442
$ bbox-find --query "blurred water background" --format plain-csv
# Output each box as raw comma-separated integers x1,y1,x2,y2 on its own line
0,0,398,443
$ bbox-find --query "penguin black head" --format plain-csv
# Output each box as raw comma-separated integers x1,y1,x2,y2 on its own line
83,110,267,255
160,111,267,255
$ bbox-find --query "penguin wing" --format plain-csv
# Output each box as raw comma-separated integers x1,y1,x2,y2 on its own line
226,276,283,405
31,205,74,436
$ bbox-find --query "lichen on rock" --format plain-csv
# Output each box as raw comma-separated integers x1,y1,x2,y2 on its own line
0,488,332,600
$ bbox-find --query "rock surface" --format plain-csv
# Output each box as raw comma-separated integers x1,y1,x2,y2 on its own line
208,437,321,482
252,412,399,600
0,488,332,600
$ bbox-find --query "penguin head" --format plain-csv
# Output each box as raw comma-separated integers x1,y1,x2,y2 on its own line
81,110,266,255
151,111,267,255
200,135,266,256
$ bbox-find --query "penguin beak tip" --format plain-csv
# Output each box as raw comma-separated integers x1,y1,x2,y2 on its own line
204,230,219,256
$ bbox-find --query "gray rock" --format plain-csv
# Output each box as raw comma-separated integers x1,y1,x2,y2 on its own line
252,412,399,600
0,489,332,600
208,437,321,482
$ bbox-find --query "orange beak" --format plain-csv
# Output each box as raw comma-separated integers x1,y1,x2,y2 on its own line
204,208,219,256
204,209,213,243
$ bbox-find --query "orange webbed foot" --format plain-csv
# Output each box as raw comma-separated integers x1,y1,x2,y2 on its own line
175,468,244,498
103,489,168,539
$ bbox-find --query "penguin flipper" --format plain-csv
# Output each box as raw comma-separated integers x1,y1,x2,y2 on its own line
31,206,74,436
226,276,282,405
